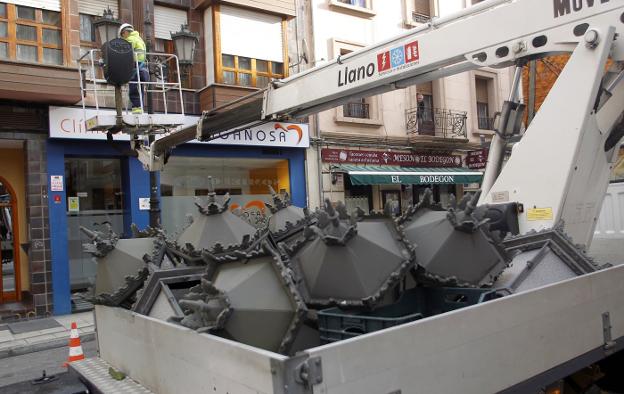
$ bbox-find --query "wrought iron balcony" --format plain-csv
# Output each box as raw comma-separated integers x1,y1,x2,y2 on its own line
343,102,370,119
406,107,468,138
412,11,431,24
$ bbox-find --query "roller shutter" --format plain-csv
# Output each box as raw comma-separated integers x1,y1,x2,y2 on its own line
3,0,60,11
78,0,119,17
220,5,283,63
154,6,188,40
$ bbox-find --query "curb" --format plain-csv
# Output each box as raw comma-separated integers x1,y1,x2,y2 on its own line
0,332,96,360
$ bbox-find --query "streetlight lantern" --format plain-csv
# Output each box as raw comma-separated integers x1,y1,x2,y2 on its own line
171,24,199,66
93,7,122,45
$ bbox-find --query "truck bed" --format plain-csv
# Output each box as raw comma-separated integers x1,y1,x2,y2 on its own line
75,263,624,394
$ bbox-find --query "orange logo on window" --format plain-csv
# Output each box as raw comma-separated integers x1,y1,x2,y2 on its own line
274,123,303,144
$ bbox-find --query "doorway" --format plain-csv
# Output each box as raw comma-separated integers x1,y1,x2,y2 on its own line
0,177,20,302
65,157,125,294
381,189,402,216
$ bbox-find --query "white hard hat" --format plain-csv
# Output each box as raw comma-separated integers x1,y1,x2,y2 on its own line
118,23,134,37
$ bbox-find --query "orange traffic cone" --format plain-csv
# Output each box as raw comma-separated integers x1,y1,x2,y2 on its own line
64,322,85,366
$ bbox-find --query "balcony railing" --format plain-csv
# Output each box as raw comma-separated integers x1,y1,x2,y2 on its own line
406,107,468,138
412,11,431,24
343,102,370,119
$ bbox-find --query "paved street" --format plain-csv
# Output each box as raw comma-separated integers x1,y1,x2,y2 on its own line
0,340,97,389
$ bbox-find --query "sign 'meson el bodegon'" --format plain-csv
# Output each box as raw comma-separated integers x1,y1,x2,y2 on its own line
321,148,462,167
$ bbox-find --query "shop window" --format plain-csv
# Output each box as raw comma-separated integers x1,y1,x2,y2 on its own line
344,175,373,212
381,190,402,216
160,156,291,232
65,158,124,211
220,54,284,88
0,4,63,65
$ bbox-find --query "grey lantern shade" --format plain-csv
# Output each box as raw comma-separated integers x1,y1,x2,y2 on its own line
92,237,155,296
171,24,199,65
399,190,508,286
81,225,159,308
284,200,415,307
93,7,121,45
175,179,259,255
177,210,258,252
266,186,310,243
205,246,306,354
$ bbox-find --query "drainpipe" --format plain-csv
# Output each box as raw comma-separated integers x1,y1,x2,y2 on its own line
314,114,324,207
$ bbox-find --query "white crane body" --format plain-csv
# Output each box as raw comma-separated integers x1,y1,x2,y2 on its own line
74,0,624,392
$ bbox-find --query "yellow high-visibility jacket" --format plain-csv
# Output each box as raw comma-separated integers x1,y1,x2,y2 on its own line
123,31,146,63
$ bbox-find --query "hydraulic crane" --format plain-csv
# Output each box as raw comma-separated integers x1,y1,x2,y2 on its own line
74,1,624,392
108,0,624,248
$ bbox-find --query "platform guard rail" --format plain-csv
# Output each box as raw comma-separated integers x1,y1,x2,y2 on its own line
77,49,185,125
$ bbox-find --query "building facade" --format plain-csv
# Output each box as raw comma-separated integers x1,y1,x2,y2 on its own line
298,0,515,212
0,0,306,318
521,54,624,183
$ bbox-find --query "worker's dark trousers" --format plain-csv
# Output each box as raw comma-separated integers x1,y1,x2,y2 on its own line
129,64,149,109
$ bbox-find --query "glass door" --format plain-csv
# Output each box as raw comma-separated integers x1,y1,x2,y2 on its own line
65,158,125,294
0,178,19,302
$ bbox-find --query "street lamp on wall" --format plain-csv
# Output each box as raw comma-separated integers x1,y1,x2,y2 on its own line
171,24,199,79
93,7,121,46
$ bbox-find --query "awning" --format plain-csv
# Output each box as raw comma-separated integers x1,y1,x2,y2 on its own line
333,164,483,185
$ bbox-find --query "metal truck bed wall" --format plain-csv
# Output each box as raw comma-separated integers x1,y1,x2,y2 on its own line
95,306,288,393
96,264,624,394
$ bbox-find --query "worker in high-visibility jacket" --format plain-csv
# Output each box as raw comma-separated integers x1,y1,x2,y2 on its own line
119,23,149,114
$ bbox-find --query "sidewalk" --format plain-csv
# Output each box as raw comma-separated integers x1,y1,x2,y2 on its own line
0,311,95,359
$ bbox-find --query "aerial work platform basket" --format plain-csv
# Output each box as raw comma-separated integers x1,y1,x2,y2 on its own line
77,48,187,135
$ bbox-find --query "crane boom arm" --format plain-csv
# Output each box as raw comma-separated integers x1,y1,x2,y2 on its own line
151,0,622,154
261,0,621,120
148,0,624,247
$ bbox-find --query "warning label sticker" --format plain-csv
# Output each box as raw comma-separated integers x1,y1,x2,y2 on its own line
527,207,553,221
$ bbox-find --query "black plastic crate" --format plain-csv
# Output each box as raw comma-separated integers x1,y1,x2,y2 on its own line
318,287,505,343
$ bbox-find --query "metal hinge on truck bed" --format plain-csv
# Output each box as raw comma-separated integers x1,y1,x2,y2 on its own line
271,354,323,394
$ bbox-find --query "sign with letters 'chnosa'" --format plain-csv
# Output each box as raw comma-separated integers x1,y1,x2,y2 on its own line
48,106,310,148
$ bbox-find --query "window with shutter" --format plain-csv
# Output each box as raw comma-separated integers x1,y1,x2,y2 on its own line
154,6,187,41
412,0,430,23
0,3,63,65
78,0,118,49
217,6,286,88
